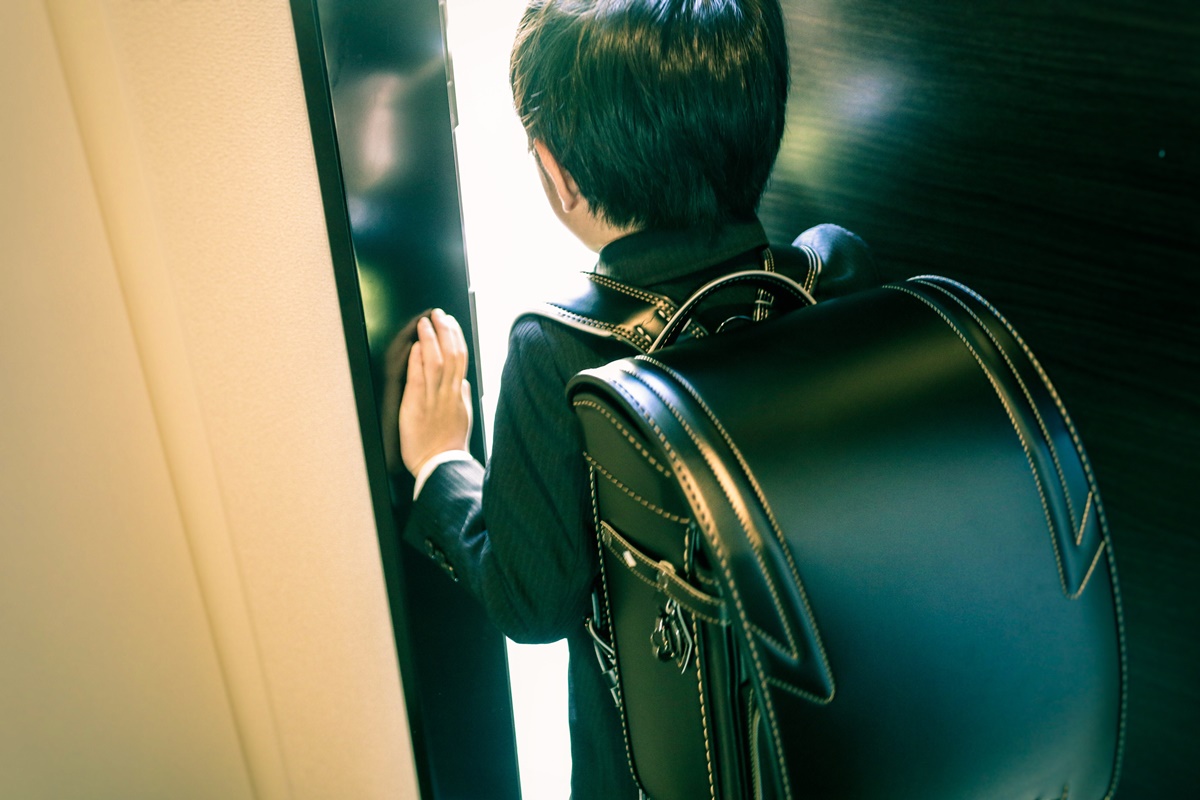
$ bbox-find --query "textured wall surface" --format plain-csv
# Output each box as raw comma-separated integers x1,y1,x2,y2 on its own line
0,1,418,797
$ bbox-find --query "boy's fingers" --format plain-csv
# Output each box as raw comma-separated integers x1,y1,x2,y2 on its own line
432,309,459,351
406,341,425,396
432,309,469,390
452,316,469,384
461,379,474,436
417,316,443,400
445,313,470,388
431,309,462,350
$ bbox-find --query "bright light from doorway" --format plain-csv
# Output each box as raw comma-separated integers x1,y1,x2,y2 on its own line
445,1,596,798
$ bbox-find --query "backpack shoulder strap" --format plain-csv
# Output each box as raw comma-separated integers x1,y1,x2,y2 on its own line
520,238,834,352
520,272,708,354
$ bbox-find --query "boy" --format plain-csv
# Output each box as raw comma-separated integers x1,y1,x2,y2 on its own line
399,1,867,796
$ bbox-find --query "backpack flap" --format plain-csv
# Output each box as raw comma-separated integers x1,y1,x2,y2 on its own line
573,383,734,800
568,277,1125,800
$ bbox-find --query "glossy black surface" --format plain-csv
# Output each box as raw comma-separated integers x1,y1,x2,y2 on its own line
571,275,1125,799
757,1,1197,795
290,2,520,798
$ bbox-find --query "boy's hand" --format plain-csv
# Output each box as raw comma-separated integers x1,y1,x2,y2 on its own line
398,309,473,477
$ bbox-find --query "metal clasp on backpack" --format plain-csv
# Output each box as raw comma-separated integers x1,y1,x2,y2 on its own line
586,594,622,709
651,598,694,674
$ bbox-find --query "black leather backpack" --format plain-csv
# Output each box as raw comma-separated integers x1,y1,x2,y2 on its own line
537,226,1126,800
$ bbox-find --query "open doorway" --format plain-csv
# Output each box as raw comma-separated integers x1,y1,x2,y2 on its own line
444,1,593,798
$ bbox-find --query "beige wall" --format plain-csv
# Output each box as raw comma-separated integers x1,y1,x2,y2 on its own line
0,1,417,797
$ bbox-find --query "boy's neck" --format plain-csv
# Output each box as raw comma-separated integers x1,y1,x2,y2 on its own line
562,204,640,253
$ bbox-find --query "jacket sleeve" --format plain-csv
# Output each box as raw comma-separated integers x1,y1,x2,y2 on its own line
794,223,879,298
403,317,598,644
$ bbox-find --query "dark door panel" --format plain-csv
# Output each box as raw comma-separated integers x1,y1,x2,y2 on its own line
290,2,520,798
759,2,1198,796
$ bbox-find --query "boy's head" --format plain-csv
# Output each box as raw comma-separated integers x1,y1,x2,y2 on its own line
510,0,790,232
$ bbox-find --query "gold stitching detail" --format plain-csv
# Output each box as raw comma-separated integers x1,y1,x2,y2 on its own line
638,357,835,689
684,608,726,627
747,621,793,661
575,399,672,474
598,521,673,594
1077,491,1094,547
766,674,829,700
755,249,775,323
624,366,803,657
903,280,1126,784
547,303,651,353
888,285,1083,597
606,368,807,800
598,524,726,625
913,279,1080,530
595,377,787,795
678,273,811,311
908,283,1128,779
799,244,822,294
1099,493,1129,799
910,277,1115,555
693,617,717,800
588,272,678,314
585,454,690,524
1076,539,1107,597
590,470,646,794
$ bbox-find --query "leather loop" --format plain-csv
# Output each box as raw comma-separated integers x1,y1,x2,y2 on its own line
525,272,707,354
599,520,727,625
649,269,816,353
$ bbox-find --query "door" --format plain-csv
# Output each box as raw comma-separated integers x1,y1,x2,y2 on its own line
291,2,521,797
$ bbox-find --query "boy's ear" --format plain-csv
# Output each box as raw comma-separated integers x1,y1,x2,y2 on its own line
533,139,584,213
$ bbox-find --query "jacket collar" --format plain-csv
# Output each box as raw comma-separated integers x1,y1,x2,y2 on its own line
594,218,769,286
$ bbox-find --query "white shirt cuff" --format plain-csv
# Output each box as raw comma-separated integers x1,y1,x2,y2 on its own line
413,450,474,499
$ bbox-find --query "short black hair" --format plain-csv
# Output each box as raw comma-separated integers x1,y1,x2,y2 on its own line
510,0,789,230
